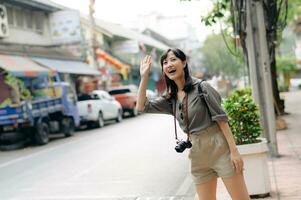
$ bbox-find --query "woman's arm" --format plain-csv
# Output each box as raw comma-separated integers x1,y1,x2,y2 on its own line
136,55,152,112
136,76,148,112
217,121,244,174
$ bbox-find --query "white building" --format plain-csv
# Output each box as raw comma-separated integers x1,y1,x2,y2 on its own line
0,0,100,93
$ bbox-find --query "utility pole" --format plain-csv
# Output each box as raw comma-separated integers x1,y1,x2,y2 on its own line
89,0,97,69
245,0,279,156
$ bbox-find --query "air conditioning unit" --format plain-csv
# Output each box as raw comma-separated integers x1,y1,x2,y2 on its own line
0,5,9,38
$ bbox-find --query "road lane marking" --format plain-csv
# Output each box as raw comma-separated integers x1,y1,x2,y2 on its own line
0,139,82,169
10,196,189,200
11,196,137,200
71,164,100,180
0,121,134,169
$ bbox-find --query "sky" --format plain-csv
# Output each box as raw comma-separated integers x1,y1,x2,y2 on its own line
50,0,216,42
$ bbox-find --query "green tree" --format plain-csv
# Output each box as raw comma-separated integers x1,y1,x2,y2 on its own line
276,56,296,91
201,33,244,80
181,0,301,115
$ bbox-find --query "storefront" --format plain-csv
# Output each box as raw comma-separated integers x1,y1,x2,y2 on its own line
32,57,101,94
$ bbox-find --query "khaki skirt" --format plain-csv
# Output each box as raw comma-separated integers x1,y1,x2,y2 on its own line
188,123,235,185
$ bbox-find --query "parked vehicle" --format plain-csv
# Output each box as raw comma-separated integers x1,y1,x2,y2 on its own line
108,87,138,117
290,78,301,89
77,90,123,128
0,72,80,150
146,89,158,99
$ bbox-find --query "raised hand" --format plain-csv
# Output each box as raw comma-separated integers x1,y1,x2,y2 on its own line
140,55,152,78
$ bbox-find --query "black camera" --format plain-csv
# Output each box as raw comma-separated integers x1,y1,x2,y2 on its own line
175,140,192,153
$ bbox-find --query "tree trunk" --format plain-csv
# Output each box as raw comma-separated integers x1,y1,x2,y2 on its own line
270,51,285,115
264,0,286,115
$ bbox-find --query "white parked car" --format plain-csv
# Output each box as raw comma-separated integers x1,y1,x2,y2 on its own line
77,90,123,128
146,89,158,99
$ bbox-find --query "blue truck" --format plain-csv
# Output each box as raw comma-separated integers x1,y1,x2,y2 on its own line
0,69,80,150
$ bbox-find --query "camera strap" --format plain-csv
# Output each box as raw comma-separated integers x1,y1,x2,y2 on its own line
184,94,191,141
173,93,190,142
173,98,178,141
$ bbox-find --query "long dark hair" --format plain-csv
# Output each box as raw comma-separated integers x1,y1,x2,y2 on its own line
160,48,193,99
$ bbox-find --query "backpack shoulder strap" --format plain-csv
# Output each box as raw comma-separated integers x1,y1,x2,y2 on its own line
197,80,206,98
197,80,211,117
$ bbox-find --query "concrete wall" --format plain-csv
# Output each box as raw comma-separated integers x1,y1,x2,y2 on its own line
2,26,52,46
1,3,52,46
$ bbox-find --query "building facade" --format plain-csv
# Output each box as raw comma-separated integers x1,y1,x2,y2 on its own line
0,0,100,94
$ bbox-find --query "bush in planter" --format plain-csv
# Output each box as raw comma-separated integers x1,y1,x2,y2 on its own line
223,88,262,145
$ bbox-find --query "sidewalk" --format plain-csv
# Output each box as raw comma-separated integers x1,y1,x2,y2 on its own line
216,90,301,200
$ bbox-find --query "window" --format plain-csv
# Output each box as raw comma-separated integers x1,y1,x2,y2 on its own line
6,6,14,25
2,5,46,34
78,93,100,101
24,11,33,29
108,89,131,95
66,86,76,103
78,94,93,101
34,12,44,34
93,94,100,100
102,92,113,100
15,8,23,27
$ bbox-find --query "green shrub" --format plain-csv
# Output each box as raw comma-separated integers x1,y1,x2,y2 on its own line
223,88,262,145
3,70,31,101
230,87,252,97
276,56,296,74
0,98,12,107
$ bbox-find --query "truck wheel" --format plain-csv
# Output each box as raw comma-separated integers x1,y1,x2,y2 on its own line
0,132,26,144
116,109,123,123
34,121,49,145
87,122,94,129
63,118,75,137
95,112,104,128
0,139,28,151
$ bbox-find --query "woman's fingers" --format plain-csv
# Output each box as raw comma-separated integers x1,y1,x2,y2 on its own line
144,56,152,69
143,55,148,63
231,151,244,174
233,161,239,173
144,55,151,63
147,55,151,64
143,55,148,62
233,159,244,173
140,55,152,77
147,56,152,67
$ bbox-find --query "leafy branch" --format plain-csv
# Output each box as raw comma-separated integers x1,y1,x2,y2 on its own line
200,0,231,26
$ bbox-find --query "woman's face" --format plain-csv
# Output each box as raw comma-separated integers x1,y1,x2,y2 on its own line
162,51,186,81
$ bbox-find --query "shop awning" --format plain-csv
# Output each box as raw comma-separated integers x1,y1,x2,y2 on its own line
32,57,100,76
96,49,130,79
0,54,51,77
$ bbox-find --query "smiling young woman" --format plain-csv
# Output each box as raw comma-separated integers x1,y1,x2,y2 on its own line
136,48,250,200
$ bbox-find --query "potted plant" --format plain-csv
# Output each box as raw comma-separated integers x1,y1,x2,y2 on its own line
223,88,271,197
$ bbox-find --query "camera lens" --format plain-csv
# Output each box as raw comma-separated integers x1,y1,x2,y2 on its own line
186,141,192,149
175,141,188,153
175,145,185,153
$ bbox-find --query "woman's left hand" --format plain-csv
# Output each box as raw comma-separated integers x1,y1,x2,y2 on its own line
230,149,244,174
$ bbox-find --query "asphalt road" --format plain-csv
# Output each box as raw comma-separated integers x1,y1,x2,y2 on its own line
0,114,196,200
